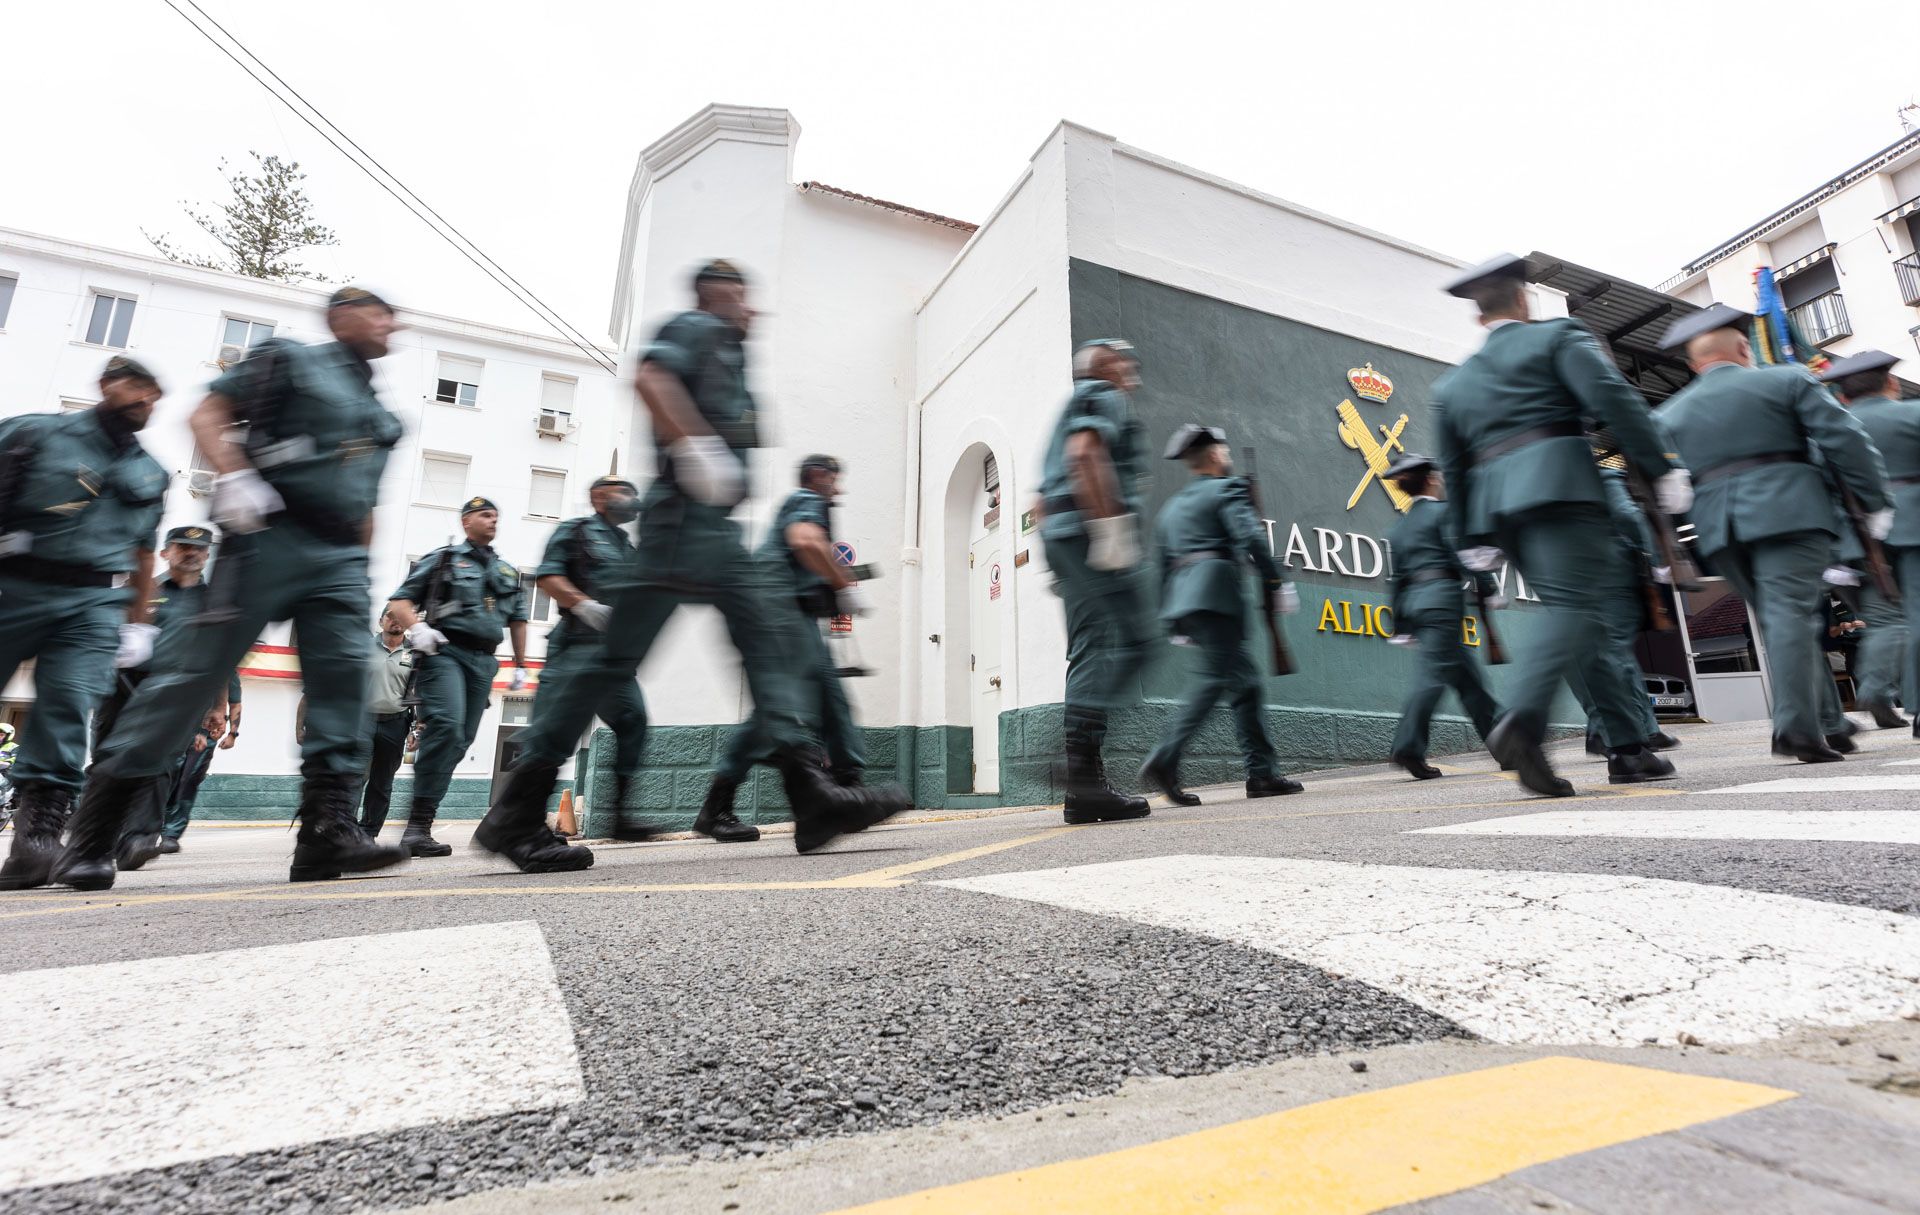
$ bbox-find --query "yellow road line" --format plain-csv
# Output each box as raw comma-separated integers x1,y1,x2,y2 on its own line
824,826,1084,887
829,1056,1792,1214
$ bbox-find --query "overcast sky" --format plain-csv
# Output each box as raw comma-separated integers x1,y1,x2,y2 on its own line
7,1,1918,346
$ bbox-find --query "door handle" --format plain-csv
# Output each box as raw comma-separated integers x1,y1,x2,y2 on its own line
988,676,1002,689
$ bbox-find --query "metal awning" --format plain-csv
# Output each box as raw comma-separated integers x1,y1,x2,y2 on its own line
1776,242,1837,279
1526,252,1703,403
1878,195,1920,224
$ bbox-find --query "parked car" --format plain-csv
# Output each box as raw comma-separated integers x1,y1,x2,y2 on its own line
1645,674,1695,718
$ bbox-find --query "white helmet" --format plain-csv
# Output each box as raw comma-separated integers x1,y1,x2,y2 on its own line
0,722,14,738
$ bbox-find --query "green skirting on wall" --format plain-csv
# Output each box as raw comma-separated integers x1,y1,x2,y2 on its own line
182,775,561,822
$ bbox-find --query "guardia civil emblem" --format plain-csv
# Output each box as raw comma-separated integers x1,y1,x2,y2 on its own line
1335,363,1412,512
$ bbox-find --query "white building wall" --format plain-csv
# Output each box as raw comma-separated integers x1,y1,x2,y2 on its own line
0,229,626,783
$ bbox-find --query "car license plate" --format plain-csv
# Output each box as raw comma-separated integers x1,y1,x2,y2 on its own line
1652,695,1686,707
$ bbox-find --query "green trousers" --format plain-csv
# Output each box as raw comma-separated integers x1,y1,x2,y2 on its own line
1146,610,1277,778
0,574,122,791
1043,530,1153,748
1567,574,1660,747
1896,547,1920,712
1494,507,1645,745
411,642,499,809
93,526,374,780
717,608,864,782
1709,531,1831,747
1851,579,1907,712
1389,611,1501,760
538,624,648,781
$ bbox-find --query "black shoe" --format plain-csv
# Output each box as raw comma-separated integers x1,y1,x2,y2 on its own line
114,832,164,872
692,777,760,843
1488,715,1573,798
1584,735,1607,757
1138,757,1201,806
289,774,410,883
1607,748,1677,784
1824,731,1859,755
831,767,865,789
1246,774,1305,797
158,837,181,854
0,782,74,890
1391,751,1442,780
475,765,595,872
52,774,162,892
1644,731,1681,751
780,754,910,853
1865,702,1909,730
1774,734,1845,764
401,797,453,857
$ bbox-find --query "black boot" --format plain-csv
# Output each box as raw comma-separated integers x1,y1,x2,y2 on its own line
289,774,410,883
1137,757,1200,806
401,797,452,857
1645,731,1681,751
779,751,910,854
604,774,659,842
1606,746,1676,784
1866,702,1909,730
474,764,594,873
1062,746,1149,825
1487,714,1573,798
1824,730,1859,755
1584,733,1607,757
1246,773,1305,797
1390,751,1443,780
692,776,760,843
1773,734,1844,764
831,766,865,789
2,782,75,891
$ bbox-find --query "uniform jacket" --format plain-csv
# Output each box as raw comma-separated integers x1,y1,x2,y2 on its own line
758,488,837,611
637,310,760,509
1386,498,1491,626
393,540,528,649
1848,396,1920,548
1155,475,1279,624
1657,363,1887,558
1039,378,1147,541
536,513,634,639
1433,318,1673,545
0,407,167,578
143,575,243,702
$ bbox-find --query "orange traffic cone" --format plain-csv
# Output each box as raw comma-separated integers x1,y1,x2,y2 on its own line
555,788,578,839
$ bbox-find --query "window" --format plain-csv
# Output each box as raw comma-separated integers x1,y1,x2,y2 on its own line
418,452,470,509
82,292,137,348
528,468,566,519
538,374,575,434
435,354,483,407
530,587,555,624
218,316,274,362
0,274,16,328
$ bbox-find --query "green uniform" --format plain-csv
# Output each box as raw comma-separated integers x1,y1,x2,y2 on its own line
1565,469,1663,748
1144,474,1281,778
1841,394,1920,715
1038,377,1153,755
1657,363,1888,748
88,337,402,785
1433,318,1675,749
532,512,648,790
717,488,865,783
392,540,527,811
1385,496,1501,760
498,308,819,829
0,407,166,791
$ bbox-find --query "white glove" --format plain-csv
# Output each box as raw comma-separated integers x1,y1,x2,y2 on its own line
1170,634,1194,648
405,621,448,655
1653,566,1673,585
1865,508,1895,541
668,435,746,507
509,666,528,691
114,622,158,669
1457,547,1503,572
1085,514,1141,572
1388,634,1417,648
836,583,874,617
1823,565,1863,587
1483,594,1509,611
1654,468,1694,516
1271,582,1301,616
570,599,613,632
210,468,285,534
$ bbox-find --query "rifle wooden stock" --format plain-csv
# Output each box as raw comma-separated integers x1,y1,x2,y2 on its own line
1618,464,1704,593
1470,580,1510,665
1839,484,1901,606
1240,447,1296,677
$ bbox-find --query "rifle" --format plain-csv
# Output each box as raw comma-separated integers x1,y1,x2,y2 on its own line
1839,483,1901,605
1239,447,1296,677
1467,575,1510,665
400,539,456,712
1616,459,1704,594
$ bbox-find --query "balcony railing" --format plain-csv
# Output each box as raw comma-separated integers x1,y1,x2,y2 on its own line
1789,292,1852,346
1896,252,1920,307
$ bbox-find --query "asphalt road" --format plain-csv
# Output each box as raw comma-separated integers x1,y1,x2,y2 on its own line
4,717,1919,1214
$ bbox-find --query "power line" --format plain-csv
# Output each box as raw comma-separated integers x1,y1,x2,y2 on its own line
156,0,619,375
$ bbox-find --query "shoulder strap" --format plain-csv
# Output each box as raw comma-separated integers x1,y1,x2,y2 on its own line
0,418,47,529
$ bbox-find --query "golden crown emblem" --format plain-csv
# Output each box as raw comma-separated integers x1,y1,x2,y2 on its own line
1346,363,1394,403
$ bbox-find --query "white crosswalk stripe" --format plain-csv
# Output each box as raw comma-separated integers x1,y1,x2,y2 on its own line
1695,776,1920,794
937,856,1920,1048
0,921,583,1193
1409,809,1920,845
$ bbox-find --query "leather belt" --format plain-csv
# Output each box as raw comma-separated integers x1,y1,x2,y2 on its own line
1471,421,1584,466
441,634,498,655
0,555,127,588
1173,549,1229,569
375,710,411,722
1405,567,1457,584
1694,452,1807,486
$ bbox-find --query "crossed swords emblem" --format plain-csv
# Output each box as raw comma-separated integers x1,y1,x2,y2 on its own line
1335,399,1413,512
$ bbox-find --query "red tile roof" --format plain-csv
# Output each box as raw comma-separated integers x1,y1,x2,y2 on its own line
797,181,977,233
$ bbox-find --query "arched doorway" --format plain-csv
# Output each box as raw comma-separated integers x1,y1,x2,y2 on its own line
943,442,1006,793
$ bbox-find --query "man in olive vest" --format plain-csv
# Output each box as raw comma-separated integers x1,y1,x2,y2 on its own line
1822,348,1920,735
0,355,169,889
1656,305,1890,762
1432,255,1689,796
1139,425,1300,804
1382,453,1503,780
388,497,530,857
50,288,411,889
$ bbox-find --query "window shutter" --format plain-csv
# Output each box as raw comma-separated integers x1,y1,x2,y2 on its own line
421,455,469,507
528,469,565,518
540,375,576,412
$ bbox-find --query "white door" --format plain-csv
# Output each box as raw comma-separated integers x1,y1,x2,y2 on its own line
968,532,1004,793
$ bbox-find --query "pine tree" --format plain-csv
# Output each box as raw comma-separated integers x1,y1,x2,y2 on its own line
145,151,339,282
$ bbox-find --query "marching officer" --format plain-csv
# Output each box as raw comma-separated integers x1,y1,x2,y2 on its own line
701,454,872,843
1656,304,1890,762
97,524,245,867
1821,349,1916,732
529,474,654,839
48,287,411,889
476,259,908,870
1035,339,1153,824
1139,425,1300,803
387,496,530,857
0,355,168,890
353,608,414,835
1433,255,1689,797
1381,452,1504,780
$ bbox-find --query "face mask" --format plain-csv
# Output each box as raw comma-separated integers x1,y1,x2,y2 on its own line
602,495,640,524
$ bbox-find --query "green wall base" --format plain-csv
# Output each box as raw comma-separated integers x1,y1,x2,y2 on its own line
184,775,563,822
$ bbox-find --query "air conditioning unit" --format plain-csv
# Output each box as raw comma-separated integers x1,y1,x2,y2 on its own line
187,469,216,497
536,411,574,438
216,343,246,368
